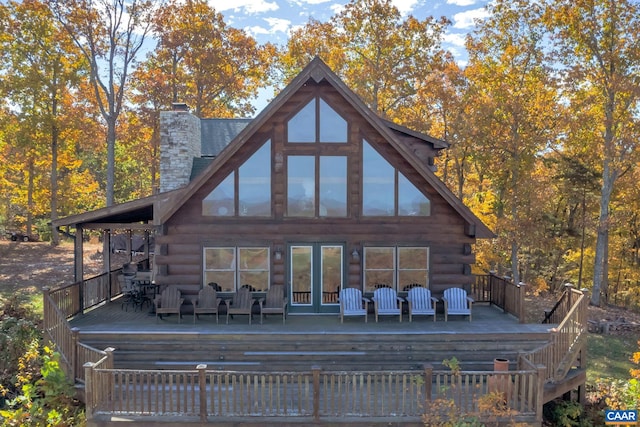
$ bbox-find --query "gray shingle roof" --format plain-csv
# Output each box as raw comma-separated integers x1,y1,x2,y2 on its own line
200,118,252,157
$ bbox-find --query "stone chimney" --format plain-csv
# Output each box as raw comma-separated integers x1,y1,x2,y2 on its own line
159,103,201,193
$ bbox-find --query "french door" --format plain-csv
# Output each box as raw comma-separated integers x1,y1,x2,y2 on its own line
288,243,344,314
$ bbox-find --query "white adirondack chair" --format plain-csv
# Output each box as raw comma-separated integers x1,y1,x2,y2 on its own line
442,287,474,321
339,288,369,323
372,287,404,322
406,287,439,322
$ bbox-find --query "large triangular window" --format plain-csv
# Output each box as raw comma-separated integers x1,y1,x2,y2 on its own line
362,140,430,216
203,140,272,217
287,98,347,143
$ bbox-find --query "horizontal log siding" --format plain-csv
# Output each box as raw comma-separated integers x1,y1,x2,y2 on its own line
157,80,476,291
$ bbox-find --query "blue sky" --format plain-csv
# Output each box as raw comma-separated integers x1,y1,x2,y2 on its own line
208,0,491,65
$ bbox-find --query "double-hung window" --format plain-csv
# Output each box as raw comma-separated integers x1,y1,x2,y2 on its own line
363,246,429,292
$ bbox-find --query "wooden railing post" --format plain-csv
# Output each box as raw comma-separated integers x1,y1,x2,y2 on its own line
518,282,526,323
71,328,80,382
197,364,207,422
84,362,95,421
312,365,321,421
564,283,574,310
104,347,115,369
535,364,545,423
42,287,50,334
423,364,433,402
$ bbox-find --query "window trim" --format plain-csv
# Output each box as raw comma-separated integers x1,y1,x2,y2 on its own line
363,245,430,293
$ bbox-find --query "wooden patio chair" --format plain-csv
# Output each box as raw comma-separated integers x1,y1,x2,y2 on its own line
372,287,404,322
339,288,369,323
154,287,184,323
192,285,222,324
443,287,474,321
225,287,256,324
258,285,288,324
406,287,439,322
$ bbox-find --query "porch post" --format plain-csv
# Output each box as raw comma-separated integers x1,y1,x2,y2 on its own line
103,230,112,301
75,224,84,313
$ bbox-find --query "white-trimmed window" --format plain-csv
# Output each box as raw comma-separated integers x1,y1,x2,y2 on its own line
203,247,270,292
363,246,429,292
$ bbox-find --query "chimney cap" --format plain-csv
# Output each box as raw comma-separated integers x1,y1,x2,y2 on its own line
172,102,189,112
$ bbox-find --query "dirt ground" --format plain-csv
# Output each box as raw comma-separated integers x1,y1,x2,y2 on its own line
1,239,639,330
0,240,133,296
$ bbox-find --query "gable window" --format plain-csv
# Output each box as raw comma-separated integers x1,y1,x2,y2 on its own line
287,97,348,143
363,246,429,293
203,247,270,292
203,140,271,217
287,155,347,217
362,140,431,216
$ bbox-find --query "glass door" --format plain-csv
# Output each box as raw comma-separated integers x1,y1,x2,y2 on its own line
289,244,343,313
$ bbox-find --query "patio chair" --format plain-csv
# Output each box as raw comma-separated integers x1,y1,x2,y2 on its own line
225,287,256,324
443,287,474,321
339,288,369,323
192,285,222,324
406,287,439,322
372,287,404,322
154,287,184,323
258,285,288,324
118,274,139,311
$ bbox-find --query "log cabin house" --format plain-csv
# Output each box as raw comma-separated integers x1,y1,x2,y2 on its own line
49,58,588,426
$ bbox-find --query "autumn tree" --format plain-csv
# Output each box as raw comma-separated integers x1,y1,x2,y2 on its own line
145,0,276,118
543,0,640,306
278,0,449,125
464,0,559,284
48,0,156,207
0,0,87,244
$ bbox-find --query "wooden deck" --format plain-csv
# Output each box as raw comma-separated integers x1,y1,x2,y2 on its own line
70,299,554,373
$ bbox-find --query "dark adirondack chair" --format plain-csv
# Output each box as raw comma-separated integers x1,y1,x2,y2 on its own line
154,287,184,323
259,285,288,324
192,286,222,324
225,287,256,324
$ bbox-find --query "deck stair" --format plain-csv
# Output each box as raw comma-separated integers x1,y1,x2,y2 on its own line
79,329,550,372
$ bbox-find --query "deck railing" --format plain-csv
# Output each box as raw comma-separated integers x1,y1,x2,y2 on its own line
83,363,543,423
42,288,114,383
521,286,589,383
473,273,525,322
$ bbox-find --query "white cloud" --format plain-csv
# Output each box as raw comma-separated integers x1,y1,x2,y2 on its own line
443,32,467,47
446,0,477,6
298,0,333,4
246,17,291,36
208,0,279,14
452,7,489,29
264,17,292,33
329,3,344,14
392,0,420,15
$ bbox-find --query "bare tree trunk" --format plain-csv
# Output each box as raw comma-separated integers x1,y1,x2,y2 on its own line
592,163,615,306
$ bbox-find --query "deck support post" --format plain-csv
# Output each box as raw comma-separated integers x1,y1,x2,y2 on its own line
312,365,321,421
84,362,95,421
197,364,207,421
423,364,433,402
